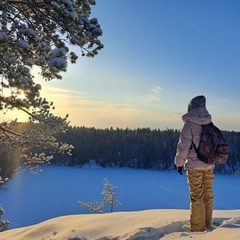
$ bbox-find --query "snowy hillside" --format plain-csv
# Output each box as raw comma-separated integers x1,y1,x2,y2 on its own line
0,209,240,240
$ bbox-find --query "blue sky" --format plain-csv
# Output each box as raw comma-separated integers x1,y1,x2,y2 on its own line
2,0,240,131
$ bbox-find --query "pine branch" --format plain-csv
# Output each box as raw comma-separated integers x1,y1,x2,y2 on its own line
8,0,50,7
0,124,21,136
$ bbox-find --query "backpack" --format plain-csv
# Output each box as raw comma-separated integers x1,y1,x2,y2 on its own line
192,122,229,164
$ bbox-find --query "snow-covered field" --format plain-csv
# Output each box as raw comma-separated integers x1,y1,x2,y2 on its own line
0,165,240,239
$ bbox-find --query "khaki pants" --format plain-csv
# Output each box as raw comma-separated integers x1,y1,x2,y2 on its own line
187,168,214,232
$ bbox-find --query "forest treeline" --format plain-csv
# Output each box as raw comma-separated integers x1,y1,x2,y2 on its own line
54,126,240,175
1,125,240,180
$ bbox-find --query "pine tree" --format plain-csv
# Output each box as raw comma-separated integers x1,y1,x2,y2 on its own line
101,178,121,213
78,178,120,213
0,0,103,182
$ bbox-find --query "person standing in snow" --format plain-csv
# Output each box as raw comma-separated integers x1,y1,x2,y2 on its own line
174,95,214,232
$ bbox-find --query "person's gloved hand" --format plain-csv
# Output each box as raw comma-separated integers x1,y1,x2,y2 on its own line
177,166,183,175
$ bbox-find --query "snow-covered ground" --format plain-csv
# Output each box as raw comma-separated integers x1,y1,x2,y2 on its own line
0,165,240,239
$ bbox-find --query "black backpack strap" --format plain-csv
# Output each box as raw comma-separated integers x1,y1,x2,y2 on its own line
189,127,197,151
190,124,205,152
192,140,197,152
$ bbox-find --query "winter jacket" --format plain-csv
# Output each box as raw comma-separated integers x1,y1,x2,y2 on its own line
174,107,214,170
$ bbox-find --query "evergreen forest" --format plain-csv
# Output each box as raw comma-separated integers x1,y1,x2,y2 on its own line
1,124,240,181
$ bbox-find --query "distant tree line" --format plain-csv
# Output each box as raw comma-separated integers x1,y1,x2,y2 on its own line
1,125,240,180
54,126,240,175
53,127,179,171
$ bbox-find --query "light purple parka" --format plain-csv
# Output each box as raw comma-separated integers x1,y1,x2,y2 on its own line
174,106,214,170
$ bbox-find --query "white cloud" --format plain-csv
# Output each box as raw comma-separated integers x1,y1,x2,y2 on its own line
140,86,163,105
151,86,163,93
29,85,183,129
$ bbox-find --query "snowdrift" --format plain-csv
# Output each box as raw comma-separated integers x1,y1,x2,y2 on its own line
0,209,240,240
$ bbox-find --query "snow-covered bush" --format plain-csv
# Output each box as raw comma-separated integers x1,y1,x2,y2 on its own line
0,206,10,232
